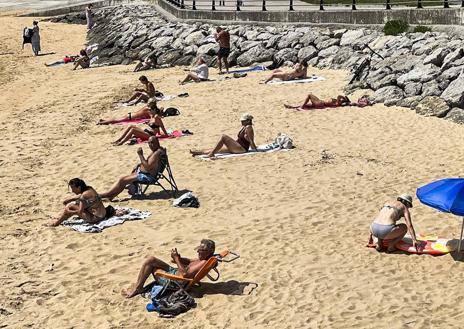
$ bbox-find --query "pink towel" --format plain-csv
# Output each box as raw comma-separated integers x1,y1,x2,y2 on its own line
136,130,184,144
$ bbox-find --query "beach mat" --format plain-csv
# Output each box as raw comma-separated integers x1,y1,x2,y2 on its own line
228,65,266,74
135,130,185,144
367,234,458,255
196,145,288,160
268,76,325,85
62,207,151,233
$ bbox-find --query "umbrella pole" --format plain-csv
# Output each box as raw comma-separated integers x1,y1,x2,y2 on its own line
459,217,464,253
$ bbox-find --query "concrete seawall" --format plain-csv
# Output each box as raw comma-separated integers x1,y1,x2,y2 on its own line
19,0,134,17
158,0,464,25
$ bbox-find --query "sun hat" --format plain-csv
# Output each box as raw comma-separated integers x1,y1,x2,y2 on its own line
240,113,253,121
398,193,413,208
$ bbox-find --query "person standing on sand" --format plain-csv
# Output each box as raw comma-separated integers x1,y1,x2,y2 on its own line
215,26,230,74
368,194,418,253
86,4,94,29
31,21,41,56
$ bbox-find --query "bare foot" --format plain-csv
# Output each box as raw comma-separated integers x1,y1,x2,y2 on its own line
189,149,203,156
121,284,141,298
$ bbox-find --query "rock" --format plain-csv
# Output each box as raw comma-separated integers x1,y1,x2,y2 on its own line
237,46,275,66
331,47,356,69
340,30,365,46
441,72,464,107
404,82,422,97
275,48,298,63
423,47,450,67
173,55,195,66
318,46,339,58
151,36,174,49
442,65,464,81
300,31,319,46
256,32,273,41
369,35,396,50
373,86,404,103
441,48,464,70
317,57,334,68
197,43,219,56
240,41,261,52
397,96,423,108
397,65,440,87
157,50,182,65
297,46,318,62
369,74,396,90
184,31,206,46
333,29,347,38
316,38,339,50
421,80,441,97
415,96,450,117
265,35,281,49
445,107,464,124
277,32,302,49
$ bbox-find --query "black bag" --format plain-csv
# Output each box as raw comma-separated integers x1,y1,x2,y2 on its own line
156,289,196,318
162,107,181,117
22,27,34,47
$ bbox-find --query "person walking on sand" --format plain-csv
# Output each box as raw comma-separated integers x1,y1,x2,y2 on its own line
121,239,216,298
86,4,95,29
368,194,418,253
215,27,230,74
31,21,41,56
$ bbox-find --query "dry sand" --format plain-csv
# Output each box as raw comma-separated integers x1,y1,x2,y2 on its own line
2,15,464,329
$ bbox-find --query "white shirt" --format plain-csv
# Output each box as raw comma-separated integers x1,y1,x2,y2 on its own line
194,64,209,80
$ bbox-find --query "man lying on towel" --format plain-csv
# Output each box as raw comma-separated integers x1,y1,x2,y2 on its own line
284,93,350,110
263,61,308,84
100,136,165,200
122,239,216,298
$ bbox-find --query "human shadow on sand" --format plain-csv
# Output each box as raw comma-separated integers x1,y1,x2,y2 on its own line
190,280,259,298
114,189,191,202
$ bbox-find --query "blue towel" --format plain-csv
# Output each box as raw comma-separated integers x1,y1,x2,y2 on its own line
228,65,266,74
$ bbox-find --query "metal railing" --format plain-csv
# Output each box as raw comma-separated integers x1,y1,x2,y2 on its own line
166,0,463,10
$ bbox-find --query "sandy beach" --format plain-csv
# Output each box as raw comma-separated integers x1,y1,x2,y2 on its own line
3,14,464,329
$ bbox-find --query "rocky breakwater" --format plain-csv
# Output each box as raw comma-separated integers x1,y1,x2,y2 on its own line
55,4,464,123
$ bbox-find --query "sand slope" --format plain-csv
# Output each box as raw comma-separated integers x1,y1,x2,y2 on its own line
2,16,464,329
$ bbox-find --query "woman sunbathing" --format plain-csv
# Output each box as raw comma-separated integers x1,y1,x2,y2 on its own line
134,53,157,72
49,178,113,227
264,61,308,84
189,113,257,158
113,105,168,146
73,49,91,70
284,93,350,110
97,98,159,125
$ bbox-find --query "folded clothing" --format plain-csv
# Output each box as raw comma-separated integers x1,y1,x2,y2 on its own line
62,207,151,233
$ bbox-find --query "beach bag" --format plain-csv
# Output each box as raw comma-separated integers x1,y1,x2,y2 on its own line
22,27,34,47
274,133,293,149
156,289,196,318
173,192,199,208
162,107,180,117
127,182,140,196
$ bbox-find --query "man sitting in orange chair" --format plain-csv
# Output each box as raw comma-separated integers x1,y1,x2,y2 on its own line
122,239,215,298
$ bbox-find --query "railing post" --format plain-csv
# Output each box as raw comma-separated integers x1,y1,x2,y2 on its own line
236,0,241,10
417,0,422,8
289,0,294,10
193,0,196,9
444,0,449,7
319,0,324,10
212,0,216,10
385,0,391,9
352,0,356,10
180,0,185,9
262,0,267,11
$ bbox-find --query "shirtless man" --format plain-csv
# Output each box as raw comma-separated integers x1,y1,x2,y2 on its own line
264,61,308,84
100,136,165,200
122,239,216,298
215,27,230,74
368,194,418,253
124,75,156,105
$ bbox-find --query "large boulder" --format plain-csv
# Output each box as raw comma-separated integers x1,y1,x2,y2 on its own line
237,46,275,66
151,36,174,49
441,72,464,107
184,31,206,46
318,46,339,58
275,48,298,63
240,40,261,52
197,43,219,56
297,46,318,62
442,65,464,81
441,48,464,70
277,32,302,49
340,30,364,46
157,50,182,65
421,80,441,97
423,47,450,67
397,96,423,108
445,107,464,124
404,82,422,97
372,86,404,103
396,65,440,86
414,96,450,117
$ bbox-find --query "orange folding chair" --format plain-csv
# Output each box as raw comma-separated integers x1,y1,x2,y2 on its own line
153,250,239,291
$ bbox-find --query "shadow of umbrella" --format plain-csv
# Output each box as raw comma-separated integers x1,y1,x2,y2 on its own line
417,178,464,257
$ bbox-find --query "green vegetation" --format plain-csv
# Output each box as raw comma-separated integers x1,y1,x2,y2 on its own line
413,25,432,33
383,20,409,35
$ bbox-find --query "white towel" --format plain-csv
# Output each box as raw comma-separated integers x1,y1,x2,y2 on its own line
268,76,325,85
196,143,288,160
62,207,151,233
156,95,176,101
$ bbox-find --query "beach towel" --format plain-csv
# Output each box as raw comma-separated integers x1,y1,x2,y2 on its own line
228,65,267,74
62,207,151,233
367,234,458,255
133,130,185,144
268,76,325,85
196,143,288,160
113,118,150,125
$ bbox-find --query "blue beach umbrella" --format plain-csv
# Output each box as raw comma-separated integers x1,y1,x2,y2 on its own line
416,178,464,252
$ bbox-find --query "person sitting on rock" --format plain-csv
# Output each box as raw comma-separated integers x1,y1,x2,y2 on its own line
189,113,257,158
134,53,157,72
284,93,350,110
73,49,91,70
263,61,308,84
121,239,216,298
97,98,160,125
124,75,156,105
180,57,209,85
112,104,168,146
100,136,165,200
